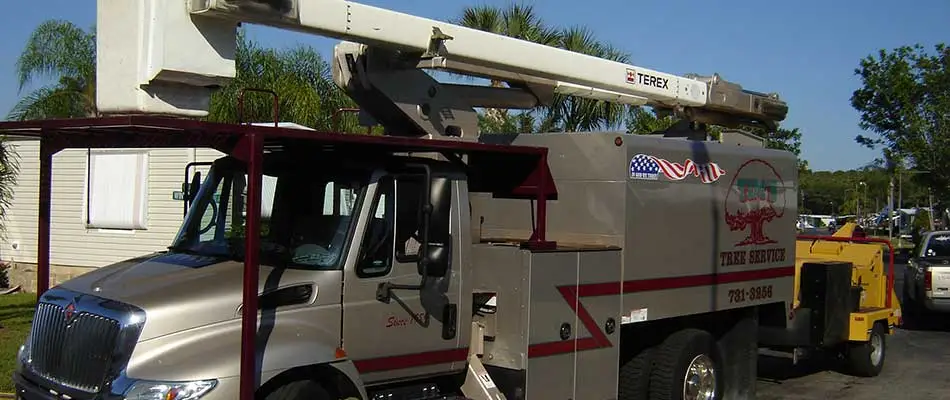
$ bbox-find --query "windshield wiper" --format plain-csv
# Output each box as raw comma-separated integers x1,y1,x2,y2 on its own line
167,245,205,256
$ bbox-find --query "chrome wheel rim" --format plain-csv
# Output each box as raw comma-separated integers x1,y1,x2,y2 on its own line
683,354,717,400
870,332,884,366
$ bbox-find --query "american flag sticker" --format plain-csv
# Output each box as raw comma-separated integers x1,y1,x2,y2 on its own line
629,153,726,184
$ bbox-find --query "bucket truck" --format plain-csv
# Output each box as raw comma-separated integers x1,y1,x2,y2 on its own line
6,1,897,400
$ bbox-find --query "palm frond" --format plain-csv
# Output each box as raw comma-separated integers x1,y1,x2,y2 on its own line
15,20,95,92
6,86,92,121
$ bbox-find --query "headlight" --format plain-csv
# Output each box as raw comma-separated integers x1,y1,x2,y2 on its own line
125,380,217,400
16,335,32,371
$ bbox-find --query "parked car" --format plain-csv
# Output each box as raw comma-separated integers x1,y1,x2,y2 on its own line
903,230,950,314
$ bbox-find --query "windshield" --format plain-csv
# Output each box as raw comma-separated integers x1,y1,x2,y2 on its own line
922,233,950,258
169,158,369,269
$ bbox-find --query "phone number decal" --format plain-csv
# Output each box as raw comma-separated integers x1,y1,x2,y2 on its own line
728,285,773,304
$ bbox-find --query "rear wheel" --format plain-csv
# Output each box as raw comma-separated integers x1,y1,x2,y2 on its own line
845,322,886,377
649,329,723,400
618,346,654,399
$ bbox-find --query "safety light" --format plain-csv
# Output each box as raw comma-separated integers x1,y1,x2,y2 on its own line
925,268,933,294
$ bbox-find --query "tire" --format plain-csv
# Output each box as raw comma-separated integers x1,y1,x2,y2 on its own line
263,380,333,400
902,277,916,308
648,329,723,400
845,322,886,377
618,346,654,400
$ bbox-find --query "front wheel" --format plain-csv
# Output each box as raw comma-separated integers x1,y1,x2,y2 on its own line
649,329,723,400
845,322,887,377
263,380,332,400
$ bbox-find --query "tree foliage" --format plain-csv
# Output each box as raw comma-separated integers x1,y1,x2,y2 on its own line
8,20,95,121
799,166,929,216
851,43,950,202
206,30,364,132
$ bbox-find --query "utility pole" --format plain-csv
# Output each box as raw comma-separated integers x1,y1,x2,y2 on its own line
889,177,894,240
898,170,903,233
929,188,936,231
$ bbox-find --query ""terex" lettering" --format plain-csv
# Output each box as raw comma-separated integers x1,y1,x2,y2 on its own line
633,72,669,89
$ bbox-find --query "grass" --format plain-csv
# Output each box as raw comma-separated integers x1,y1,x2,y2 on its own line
0,293,35,393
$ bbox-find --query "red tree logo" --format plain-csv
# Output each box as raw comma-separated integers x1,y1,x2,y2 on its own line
724,159,786,247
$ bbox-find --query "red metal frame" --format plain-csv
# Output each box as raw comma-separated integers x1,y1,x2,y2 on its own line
797,234,896,309
0,115,558,400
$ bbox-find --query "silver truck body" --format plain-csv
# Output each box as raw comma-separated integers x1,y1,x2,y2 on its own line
13,131,798,400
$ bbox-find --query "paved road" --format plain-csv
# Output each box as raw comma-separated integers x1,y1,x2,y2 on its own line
756,258,950,399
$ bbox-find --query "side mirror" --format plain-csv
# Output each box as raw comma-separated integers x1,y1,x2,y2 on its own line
414,176,452,278
420,239,451,277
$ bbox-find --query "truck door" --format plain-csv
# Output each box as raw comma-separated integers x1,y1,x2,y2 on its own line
342,170,462,381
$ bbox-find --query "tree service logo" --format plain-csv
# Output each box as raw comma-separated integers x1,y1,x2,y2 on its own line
720,159,789,267
724,159,788,245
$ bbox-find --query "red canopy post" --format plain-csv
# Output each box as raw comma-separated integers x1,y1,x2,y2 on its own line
36,137,56,299
240,130,264,400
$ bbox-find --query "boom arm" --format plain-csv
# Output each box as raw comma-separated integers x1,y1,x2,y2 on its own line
96,0,788,136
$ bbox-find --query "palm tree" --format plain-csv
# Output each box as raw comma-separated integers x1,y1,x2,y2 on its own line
455,3,559,131
625,106,678,135
541,26,629,132
206,30,364,132
454,3,630,134
8,20,96,120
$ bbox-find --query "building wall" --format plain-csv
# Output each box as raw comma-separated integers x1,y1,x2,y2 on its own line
1,140,224,291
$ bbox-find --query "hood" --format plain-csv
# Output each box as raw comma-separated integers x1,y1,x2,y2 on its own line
59,251,319,341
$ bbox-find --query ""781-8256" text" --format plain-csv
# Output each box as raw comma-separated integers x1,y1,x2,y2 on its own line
727,285,773,304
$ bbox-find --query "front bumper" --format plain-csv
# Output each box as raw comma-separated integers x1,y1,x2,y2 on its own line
13,371,123,400
13,370,240,400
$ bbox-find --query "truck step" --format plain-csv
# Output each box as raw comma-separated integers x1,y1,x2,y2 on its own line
368,382,465,400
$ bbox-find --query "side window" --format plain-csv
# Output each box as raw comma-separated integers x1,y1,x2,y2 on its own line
357,177,395,277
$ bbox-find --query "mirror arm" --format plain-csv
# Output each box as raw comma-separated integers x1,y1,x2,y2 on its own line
376,279,427,304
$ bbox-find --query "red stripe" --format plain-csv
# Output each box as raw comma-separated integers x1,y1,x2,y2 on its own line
353,266,796,370
529,266,795,358
353,347,469,373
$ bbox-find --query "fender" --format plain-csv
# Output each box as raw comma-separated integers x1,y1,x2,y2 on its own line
125,304,342,381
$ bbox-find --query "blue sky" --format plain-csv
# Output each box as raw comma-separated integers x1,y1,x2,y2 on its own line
0,0,947,171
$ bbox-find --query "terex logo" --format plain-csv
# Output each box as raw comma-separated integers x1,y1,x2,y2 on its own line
625,68,670,89
724,159,786,247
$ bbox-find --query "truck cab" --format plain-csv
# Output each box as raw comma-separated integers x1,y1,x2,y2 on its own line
15,150,473,400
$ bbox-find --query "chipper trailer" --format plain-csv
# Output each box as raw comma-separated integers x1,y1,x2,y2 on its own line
2,1,895,399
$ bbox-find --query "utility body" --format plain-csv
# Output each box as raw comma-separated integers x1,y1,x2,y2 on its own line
5,1,896,400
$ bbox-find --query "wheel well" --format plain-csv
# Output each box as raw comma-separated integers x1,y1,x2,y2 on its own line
618,306,759,366
257,363,363,400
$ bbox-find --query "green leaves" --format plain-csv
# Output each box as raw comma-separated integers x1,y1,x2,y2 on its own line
8,20,96,120
851,43,950,202
207,30,360,131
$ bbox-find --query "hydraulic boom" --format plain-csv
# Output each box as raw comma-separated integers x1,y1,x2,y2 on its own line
97,0,787,136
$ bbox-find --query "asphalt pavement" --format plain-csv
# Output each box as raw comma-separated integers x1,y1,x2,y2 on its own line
756,257,950,399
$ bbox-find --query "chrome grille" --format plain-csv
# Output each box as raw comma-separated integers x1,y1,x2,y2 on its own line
28,302,122,393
